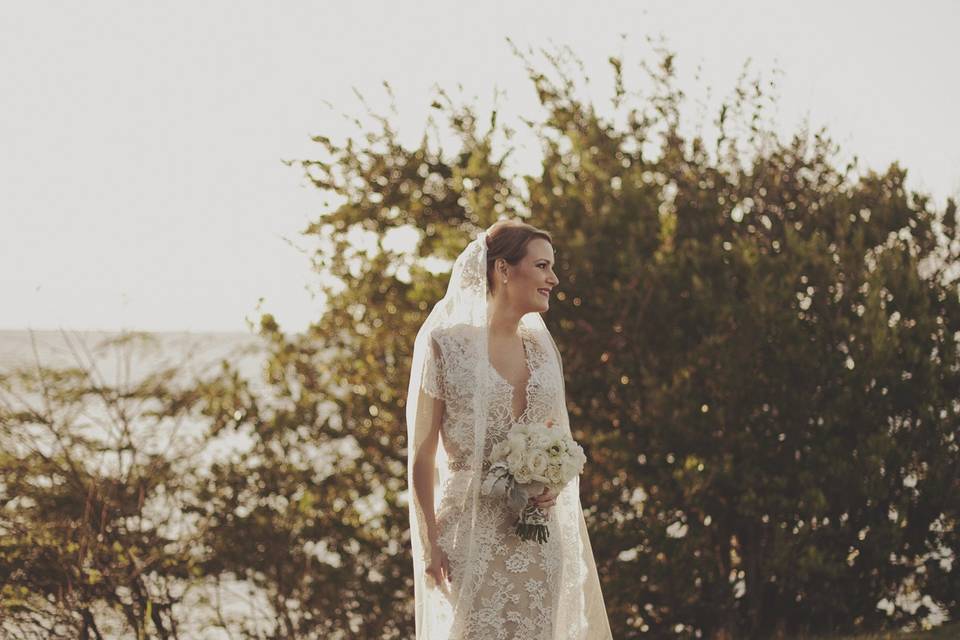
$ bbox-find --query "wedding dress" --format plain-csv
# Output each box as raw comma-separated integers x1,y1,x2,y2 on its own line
406,231,612,640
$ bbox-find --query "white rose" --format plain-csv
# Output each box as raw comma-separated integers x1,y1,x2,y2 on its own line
528,451,548,476
514,465,532,484
506,450,524,473
574,449,587,469
560,458,580,482
546,465,562,485
511,423,531,438
532,431,551,450
490,440,511,462
507,432,526,452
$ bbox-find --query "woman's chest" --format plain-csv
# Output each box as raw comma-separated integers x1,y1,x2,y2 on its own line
445,361,560,449
436,327,562,453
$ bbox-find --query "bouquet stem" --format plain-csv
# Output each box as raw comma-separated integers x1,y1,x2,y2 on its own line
515,503,550,543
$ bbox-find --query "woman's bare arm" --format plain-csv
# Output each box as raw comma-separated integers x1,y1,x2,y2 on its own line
412,391,445,544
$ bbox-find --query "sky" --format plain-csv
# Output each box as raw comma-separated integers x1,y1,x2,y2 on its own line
2,1,958,334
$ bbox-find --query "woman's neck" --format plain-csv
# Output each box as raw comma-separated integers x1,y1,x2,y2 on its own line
487,300,522,339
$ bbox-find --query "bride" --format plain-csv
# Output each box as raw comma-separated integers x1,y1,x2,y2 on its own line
406,219,612,639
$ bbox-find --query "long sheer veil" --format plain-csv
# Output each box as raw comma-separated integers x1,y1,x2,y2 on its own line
405,228,612,639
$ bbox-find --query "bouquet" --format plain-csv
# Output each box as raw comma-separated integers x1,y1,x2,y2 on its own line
480,419,587,543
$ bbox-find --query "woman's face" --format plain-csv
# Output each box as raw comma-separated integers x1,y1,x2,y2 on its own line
494,238,560,313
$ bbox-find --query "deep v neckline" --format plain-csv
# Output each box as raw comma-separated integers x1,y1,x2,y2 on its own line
488,326,534,424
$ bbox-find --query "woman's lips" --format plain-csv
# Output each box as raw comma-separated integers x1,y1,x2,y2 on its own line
538,289,550,298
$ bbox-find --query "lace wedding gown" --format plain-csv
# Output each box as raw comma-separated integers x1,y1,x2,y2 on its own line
408,231,610,639
424,323,566,639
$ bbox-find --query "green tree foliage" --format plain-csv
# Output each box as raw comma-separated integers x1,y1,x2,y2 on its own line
0,332,209,639
2,42,957,639
182,321,408,639
270,42,959,637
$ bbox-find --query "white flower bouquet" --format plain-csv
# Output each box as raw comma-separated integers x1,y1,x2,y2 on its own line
480,419,587,543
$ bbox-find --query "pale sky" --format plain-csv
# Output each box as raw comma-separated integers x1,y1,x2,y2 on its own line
3,1,958,334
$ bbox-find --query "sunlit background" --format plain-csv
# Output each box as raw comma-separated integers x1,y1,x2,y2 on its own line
3,3,959,637
2,0,958,334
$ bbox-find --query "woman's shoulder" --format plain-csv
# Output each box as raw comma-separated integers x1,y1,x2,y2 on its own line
430,324,482,349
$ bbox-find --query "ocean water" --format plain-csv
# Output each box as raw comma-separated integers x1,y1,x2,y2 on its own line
0,329,267,383
0,327,278,484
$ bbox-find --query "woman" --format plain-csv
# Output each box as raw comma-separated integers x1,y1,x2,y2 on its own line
406,220,612,639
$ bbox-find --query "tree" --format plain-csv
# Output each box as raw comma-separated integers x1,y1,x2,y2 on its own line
0,332,211,639
270,40,959,637
3,39,957,639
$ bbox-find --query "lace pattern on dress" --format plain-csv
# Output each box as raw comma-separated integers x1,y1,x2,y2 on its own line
431,323,568,640
422,334,446,400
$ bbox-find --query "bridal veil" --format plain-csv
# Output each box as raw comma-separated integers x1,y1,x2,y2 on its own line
405,228,611,639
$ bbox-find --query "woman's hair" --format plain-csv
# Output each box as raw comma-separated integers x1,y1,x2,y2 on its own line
485,219,553,294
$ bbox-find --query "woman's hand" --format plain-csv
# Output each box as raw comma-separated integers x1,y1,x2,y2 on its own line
529,485,558,511
425,540,451,587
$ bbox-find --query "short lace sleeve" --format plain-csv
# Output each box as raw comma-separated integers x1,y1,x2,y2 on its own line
421,332,446,400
